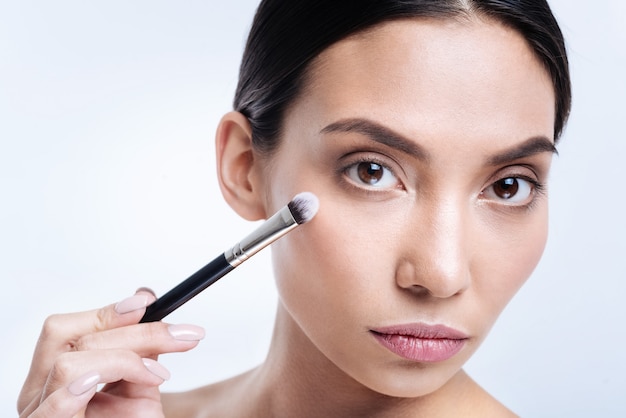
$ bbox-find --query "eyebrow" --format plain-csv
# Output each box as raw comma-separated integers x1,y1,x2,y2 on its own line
320,117,557,165
320,118,430,162
486,136,558,166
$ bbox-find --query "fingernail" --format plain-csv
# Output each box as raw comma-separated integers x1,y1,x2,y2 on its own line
168,324,205,341
115,294,153,314
135,287,157,298
68,371,100,396
142,358,170,381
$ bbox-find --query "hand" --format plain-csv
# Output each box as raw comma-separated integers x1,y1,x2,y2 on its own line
18,288,205,418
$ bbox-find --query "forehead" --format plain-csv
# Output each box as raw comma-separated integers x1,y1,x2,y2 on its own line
298,17,555,146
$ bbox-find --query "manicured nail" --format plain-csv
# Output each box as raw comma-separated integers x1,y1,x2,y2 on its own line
168,324,205,341
135,287,157,298
115,294,153,314
142,358,170,381
68,371,100,396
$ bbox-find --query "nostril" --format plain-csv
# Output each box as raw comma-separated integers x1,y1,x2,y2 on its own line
395,261,417,290
395,262,435,296
395,257,470,299
405,284,432,297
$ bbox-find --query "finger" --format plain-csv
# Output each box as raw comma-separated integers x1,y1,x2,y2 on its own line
74,322,206,357
19,289,157,410
38,290,157,364
80,390,164,417
40,350,170,405
20,371,99,418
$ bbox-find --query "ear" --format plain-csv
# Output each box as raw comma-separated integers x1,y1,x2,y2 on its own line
215,111,267,221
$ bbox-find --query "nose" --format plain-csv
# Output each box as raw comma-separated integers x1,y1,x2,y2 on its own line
395,200,471,298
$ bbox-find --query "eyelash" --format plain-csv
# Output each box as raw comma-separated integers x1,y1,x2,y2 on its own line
338,155,404,194
337,154,546,210
481,173,546,212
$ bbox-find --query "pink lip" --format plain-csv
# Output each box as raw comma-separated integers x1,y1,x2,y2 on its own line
370,323,468,363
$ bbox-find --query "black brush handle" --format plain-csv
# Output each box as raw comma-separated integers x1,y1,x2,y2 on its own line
140,253,234,323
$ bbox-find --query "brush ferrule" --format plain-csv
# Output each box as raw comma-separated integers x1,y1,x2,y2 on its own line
224,205,298,267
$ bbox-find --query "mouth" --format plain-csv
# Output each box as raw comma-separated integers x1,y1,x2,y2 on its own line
370,323,468,363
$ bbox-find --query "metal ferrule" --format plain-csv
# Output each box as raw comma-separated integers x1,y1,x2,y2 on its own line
224,205,298,267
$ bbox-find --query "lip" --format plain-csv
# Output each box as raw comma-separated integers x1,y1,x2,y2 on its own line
370,323,468,363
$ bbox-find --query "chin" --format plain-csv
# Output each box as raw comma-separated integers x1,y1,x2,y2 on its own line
349,362,465,399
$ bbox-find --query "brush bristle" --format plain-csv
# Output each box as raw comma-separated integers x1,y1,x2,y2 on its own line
287,192,319,224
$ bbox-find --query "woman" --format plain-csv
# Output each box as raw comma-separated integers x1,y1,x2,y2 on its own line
18,0,571,416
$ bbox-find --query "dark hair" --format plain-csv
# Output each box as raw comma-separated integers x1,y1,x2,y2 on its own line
234,0,571,154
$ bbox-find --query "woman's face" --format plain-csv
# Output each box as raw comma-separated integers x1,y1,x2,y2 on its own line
260,17,555,397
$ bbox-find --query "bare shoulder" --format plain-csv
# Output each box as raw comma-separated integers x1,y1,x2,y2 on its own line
162,370,257,418
466,380,518,418
161,386,214,418
476,395,518,418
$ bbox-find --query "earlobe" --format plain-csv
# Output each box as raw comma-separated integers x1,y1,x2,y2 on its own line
215,111,267,221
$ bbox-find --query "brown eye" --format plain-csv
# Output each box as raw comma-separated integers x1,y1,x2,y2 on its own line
482,176,535,205
357,162,384,184
493,178,519,199
345,160,399,189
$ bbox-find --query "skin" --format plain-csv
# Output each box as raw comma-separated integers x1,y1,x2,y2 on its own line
19,15,556,418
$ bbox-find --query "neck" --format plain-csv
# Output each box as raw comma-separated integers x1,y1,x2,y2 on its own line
242,303,477,418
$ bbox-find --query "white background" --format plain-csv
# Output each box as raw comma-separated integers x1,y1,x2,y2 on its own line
1,1,624,416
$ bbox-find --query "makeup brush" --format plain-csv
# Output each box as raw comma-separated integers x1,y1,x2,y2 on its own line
140,192,319,323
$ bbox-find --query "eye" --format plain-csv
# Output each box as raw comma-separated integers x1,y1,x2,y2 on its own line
482,177,536,204
345,161,399,189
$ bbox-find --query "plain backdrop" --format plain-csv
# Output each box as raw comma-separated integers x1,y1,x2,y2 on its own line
1,1,624,416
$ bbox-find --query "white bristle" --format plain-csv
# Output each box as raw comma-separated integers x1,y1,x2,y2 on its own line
288,192,319,224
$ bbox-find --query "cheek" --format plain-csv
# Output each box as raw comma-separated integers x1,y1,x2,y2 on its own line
270,197,405,331
511,213,548,288
273,202,377,309
476,208,549,314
